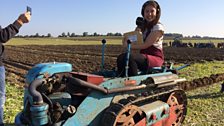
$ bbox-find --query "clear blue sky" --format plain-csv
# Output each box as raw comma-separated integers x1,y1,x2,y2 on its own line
0,0,223,38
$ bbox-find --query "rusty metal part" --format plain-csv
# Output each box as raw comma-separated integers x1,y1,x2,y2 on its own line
114,105,144,126
61,105,76,120
141,74,179,85
101,86,187,126
107,85,147,94
101,103,145,126
165,90,187,126
52,102,63,123
66,76,152,94
101,87,187,126
99,73,224,126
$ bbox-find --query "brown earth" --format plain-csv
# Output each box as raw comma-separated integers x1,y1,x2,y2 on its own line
3,45,224,88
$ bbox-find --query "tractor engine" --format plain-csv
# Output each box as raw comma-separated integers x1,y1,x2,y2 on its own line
15,62,80,125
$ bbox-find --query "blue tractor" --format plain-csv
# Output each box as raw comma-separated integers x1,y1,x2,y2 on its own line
15,39,189,126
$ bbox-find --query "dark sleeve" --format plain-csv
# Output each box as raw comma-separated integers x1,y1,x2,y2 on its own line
0,20,22,43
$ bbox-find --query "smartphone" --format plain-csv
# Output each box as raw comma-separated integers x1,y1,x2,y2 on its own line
27,6,32,15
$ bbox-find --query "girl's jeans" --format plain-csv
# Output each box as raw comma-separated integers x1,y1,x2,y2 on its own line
0,66,5,124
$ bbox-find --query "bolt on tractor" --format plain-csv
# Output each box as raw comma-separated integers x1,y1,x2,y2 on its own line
15,39,190,126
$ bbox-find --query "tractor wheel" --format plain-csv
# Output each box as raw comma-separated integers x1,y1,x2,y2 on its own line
164,90,187,126
101,103,146,126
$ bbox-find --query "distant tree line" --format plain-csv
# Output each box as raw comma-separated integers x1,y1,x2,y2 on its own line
164,33,224,39
15,32,223,39
15,32,122,38
58,32,122,37
15,33,52,38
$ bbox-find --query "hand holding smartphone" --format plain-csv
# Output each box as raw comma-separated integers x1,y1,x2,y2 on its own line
27,6,32,15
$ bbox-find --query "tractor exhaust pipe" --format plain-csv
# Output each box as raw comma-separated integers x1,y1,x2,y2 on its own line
28,78,46,105
67,76,153,94
67,76,108,94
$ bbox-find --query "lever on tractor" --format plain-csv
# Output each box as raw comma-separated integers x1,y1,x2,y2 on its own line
101,39,106,71
125,39,132,77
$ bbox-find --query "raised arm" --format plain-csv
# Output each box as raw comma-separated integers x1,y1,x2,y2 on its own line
0,12,31,43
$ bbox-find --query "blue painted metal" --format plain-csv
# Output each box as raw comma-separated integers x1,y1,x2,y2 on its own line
63,72,173,125
63,91,115,126
125,40,132,77
175,64,190,71
14,112,23,126
95,70,117,78
30,103,49,126
23,62,72,112
48,92,71,106
26,62,72,84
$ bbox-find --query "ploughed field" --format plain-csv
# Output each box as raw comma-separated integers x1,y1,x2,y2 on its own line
4,45,224,87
